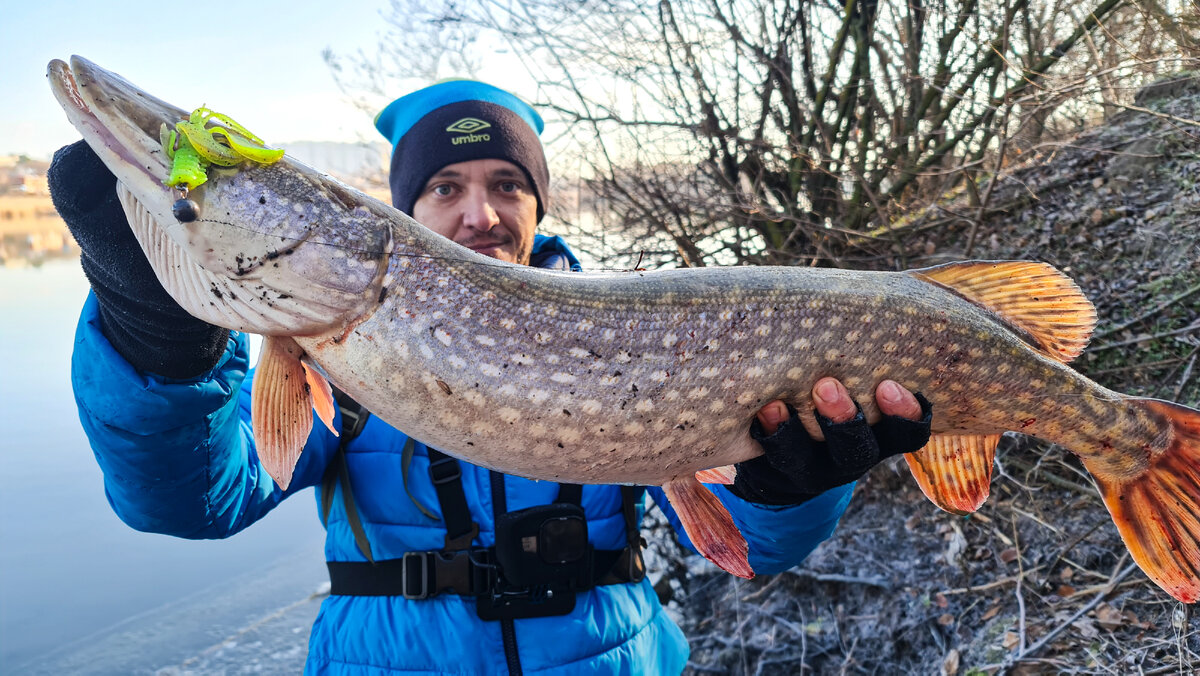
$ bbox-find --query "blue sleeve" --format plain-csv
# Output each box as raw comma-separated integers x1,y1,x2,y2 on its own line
71,293,339,539
646,481,854,575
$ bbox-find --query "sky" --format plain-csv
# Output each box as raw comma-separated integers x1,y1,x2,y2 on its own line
0,0,404,160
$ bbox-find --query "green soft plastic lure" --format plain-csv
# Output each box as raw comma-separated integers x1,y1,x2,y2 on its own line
161,107,285,191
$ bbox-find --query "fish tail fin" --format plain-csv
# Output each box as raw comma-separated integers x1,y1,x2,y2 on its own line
1088,398,1200,603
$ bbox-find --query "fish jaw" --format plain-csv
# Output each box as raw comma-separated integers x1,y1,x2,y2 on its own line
49,56,391,336
47,56,177,213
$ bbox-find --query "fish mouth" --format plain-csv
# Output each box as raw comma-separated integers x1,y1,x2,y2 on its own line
47,56,182,197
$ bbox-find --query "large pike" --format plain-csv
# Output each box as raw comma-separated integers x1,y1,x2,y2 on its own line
49,56,1200,602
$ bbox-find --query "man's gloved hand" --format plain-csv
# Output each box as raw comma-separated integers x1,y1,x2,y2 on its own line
729,378,933,505
49,140,229,378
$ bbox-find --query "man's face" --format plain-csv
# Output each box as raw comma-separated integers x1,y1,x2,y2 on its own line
411,158,539,265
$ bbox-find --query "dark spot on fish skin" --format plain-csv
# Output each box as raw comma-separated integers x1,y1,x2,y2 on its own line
630,384,638,392
436,380,452,395
675,424,686,430
278,294,291,300
467,442,474,446
563,409,572,416
259,196,267,204
378,287,389,303
613,370,622,377
211,287,223,299
1020,418,1036,428
304,383,311,394
557,443,564,448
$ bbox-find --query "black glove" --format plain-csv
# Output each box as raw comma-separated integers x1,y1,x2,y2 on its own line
729,394,933,505
49,140,229,378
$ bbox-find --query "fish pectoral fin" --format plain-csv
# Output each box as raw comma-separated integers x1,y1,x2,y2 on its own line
252,336,317,490
1088,399,1200,604
910,261,1096,363
663,476,753,579
301,356,338,437
904,433,1001,515
695,464,738,485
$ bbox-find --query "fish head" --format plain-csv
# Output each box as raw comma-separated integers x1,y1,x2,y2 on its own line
47,56,390,336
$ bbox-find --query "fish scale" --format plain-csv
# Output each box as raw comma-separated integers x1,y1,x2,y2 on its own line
49,54,1200,600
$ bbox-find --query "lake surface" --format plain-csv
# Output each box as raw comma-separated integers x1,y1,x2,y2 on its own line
0,261,328,673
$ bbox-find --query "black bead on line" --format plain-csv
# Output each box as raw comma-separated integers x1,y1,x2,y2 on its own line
172,197,200,222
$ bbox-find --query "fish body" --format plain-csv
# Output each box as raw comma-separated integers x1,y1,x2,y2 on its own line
48,56,1200,602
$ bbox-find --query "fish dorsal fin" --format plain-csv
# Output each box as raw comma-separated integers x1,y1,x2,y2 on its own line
904,433,1002,515
911,261,1097,363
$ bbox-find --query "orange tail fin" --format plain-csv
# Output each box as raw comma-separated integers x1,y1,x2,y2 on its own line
1088,399,1200,604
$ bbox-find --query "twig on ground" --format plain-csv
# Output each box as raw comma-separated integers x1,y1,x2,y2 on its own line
1171,348,1197,402
940,565,1047,595
1091,282,1200,341
993,559,1140,674
1089,321,1200,353
784,569,893,590
1011,515,1029,654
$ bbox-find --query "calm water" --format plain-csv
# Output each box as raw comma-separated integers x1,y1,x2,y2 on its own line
0,261,327,673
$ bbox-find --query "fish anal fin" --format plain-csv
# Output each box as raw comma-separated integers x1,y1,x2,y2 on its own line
696,464,737,485
252,336,314,490
911,261,1096,363
904,433,1000,515
663,476,753,579
301,356,338,437
1088,399,1200,604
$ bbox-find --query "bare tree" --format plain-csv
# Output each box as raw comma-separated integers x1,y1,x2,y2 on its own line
328,0,1199,269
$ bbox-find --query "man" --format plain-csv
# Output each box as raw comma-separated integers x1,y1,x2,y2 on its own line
50,79,931,674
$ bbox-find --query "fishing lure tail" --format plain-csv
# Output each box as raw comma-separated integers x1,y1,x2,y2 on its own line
1090,398,1200,603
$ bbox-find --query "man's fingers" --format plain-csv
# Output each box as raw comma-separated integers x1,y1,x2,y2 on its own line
755,400,789,436
812,378,858,423
876,380,922,420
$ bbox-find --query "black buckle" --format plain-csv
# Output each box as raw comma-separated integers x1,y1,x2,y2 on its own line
402,551,431,600
429,457,462,485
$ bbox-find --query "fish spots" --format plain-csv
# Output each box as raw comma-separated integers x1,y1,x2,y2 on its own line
700,367,721,378
577,319,595,332
616,351,633,364
882,341,898,353
665,390,681,402
922,346,937,358
528,423,548,438
500,318,517,331
623,422,645,435
602,328,617,341
845,330,862,343
581,399,603,415
512,353,534,366
551,372,578,384
787,367,805,380
800,317,816,329
560,428,582,444
459,307,473,319
464,390,485,406
480,363,502,377
1029,379,1046,389
475,335,497,347
717,417,738,431
745,366,765,378
634,400,655,413
527,389,550,405
420,343,435,359
754,325,771,337
434,328,453,346
705,339,721,351
828,316,843,328
415,289,429,302
534,332,553,344
997,363,1012,374
728,351,745,364
662,333,679,348
852,356,868,368
688,386,711,399
520,304,534,316
824,349,842,362
497,407,521,424
651,370,670,382
753,349,768,360
709,400,726,413
448,355,467,369
736,390,758,406
792,337,811,350
471,421,495,437
719,310,734,321
676,410,699,428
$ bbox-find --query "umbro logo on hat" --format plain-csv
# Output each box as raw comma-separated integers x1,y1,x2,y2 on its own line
447,117,493,145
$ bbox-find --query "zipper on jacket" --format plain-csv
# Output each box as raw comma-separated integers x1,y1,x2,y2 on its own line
490,471,523,675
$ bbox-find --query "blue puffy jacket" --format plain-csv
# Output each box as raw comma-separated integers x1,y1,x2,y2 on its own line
71,235,855,674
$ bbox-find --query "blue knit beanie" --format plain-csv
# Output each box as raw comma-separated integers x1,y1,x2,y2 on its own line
375,80,549,221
